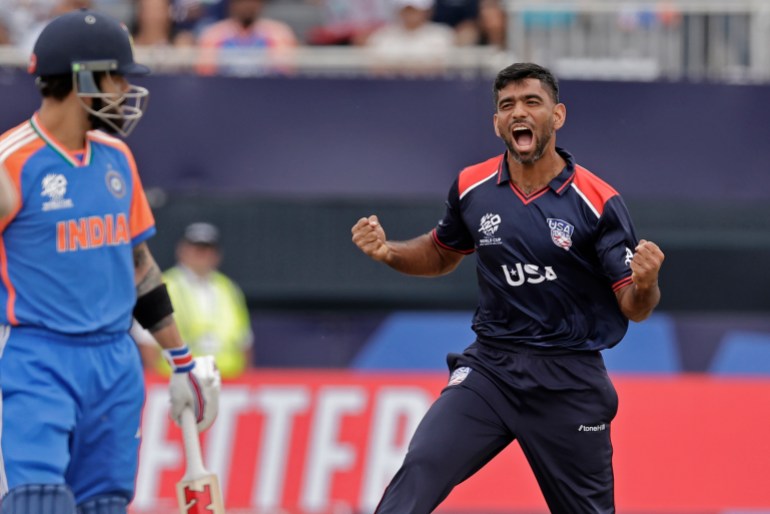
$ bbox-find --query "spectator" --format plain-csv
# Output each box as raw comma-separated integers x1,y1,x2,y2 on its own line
133,0,174,46
478,0,506,49
168,0,228,46
305,0,391,46
365,0,456,76
0,11,10,45
140,222,254,379
432,0,479,45
196,0,298,76
3,0,92,54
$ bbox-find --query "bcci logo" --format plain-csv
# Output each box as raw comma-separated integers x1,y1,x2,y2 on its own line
478,213,502,246
41,174,74,211
106,169,127,198
547,218,574,251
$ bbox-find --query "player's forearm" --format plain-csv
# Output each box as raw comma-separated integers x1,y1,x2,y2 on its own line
150,320,187,351
132,242,185,348
617,282,661,322
384,234,461,277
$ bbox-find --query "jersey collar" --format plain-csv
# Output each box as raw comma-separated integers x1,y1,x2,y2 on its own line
549,147,577,195
30,113,93,168
497,147,577,196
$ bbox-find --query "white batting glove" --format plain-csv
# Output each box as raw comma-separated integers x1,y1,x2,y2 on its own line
165,348,221,432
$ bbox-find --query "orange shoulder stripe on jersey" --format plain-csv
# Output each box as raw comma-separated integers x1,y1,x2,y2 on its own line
458,155,503,199
570,165,620,218
0,238,18,324
0,124,44,231
89,132,155,239
0,121,44,325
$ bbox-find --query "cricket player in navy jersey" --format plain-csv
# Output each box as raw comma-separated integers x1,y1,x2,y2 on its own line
352,62,665,513
0,10,220,514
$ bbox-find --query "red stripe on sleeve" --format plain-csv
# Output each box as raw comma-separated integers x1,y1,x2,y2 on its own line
612,275,634,292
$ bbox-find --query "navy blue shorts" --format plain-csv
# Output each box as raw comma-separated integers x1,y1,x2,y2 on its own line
0,326,144,504
376,341,619,514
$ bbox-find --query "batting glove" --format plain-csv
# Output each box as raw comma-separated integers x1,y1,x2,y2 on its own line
166,347,221,432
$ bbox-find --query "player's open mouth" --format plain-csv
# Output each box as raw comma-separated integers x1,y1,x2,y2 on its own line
512,126,534,150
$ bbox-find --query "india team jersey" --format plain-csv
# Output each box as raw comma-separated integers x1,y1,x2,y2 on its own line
434,148,637,351
0,114,155,334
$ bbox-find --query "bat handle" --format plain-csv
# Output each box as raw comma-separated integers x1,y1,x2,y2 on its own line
180,407,208,480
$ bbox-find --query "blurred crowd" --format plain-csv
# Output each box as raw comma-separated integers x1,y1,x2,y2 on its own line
0,0,508,61
2,1,750,82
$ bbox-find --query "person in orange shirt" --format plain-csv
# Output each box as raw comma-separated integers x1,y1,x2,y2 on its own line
196,0,298,76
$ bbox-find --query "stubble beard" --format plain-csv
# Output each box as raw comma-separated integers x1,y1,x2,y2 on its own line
506,120,555,165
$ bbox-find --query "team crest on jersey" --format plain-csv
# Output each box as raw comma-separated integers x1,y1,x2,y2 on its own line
41,174,74,211
106,169,127,198
547,218,574,251
478,213,502,246
448,366,471,386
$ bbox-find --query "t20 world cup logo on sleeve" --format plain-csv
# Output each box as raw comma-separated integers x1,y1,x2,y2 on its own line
547,218,574,251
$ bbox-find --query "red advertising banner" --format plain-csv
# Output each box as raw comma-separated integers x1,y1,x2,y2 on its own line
133,371,770,514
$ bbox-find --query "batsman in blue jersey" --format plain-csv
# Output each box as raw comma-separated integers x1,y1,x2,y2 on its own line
0,10,220,514
352,63,665,513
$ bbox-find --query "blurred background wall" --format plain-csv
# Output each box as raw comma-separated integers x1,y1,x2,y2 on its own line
3,70,767,372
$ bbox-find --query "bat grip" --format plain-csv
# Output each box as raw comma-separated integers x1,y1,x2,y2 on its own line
180,407,208,480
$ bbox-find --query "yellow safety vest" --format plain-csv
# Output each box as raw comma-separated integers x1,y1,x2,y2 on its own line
159,266,252,379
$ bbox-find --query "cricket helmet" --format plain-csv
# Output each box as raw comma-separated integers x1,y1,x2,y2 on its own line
29,9,149,77
29,9,150,137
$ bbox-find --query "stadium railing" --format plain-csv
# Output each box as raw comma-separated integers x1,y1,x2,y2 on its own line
503,0,770,82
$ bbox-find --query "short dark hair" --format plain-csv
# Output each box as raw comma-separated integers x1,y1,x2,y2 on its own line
493,62,560,107
36,71,112,100
36,74,73,100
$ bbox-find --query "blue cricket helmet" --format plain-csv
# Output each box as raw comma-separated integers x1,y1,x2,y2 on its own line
29,9,149,77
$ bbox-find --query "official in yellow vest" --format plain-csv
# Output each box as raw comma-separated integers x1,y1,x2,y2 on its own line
153,222,253,379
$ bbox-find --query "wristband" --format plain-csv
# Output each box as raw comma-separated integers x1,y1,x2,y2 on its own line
162,345,195,373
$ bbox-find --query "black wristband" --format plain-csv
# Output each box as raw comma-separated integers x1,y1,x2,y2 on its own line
134,283,174,329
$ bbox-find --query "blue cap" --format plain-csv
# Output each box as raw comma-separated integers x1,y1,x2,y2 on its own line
29,9,149,77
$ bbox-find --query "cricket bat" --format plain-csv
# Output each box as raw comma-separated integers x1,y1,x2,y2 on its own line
176,407,225,514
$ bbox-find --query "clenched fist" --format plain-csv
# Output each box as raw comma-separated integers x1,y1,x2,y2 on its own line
630,239,664,290
351,215,391,263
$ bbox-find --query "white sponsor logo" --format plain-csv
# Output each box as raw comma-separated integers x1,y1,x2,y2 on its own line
447,366,471,386
478,213,502,246
41,174,74,211
502,263,557,287
578,423,607,432
624,247,634,266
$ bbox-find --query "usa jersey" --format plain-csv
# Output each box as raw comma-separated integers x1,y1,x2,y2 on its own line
434,148,637,351
0,114,155,334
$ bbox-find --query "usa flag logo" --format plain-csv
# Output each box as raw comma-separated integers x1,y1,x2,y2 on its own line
547,218,574,251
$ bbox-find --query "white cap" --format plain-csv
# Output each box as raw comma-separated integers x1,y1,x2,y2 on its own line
393,0,434,10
